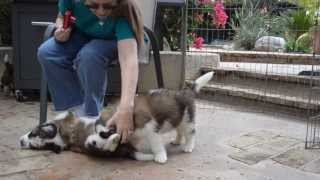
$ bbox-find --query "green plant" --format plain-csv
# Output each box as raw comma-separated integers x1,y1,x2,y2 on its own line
280,9,314,53
160,0,228,50
160,7,183,51
231,0,270,50
285,37,312,53
296,32,312,51
287,10,313,39
267,12,290,37
288,0,319,17
0,0,12,45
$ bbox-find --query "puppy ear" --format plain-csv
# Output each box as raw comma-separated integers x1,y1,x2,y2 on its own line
39,124,57,139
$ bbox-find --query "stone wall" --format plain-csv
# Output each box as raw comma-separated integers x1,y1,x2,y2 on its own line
138,51,220,92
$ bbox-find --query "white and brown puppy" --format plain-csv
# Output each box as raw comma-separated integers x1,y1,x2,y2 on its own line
85,71,214,164
19,112,121,154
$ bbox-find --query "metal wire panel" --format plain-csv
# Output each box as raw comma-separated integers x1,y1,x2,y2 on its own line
183,0,320,148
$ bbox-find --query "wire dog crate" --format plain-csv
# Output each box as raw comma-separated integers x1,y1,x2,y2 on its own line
179,0,320,149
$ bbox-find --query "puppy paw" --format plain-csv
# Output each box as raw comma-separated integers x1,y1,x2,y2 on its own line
154,153,167,164
104,134,121,152
171,139,181,145
112,134,121,144
182,144,194,153
134,152,154,161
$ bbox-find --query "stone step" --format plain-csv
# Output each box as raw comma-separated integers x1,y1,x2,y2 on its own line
192,48,320,65
201,66,320,86
187,77,320,110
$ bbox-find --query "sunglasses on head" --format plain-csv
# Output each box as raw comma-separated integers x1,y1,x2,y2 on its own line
85,1,117,10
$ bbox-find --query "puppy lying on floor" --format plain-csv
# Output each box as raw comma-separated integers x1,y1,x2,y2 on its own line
19,111,121,154
20,71,214,163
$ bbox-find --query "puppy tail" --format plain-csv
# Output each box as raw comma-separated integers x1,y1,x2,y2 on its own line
193,71,214,93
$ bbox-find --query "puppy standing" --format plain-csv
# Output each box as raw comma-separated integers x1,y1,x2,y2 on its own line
85,71,214,163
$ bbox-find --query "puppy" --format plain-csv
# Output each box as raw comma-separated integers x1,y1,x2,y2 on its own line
85,71,214,164
19,111,121,154
0,54,14,96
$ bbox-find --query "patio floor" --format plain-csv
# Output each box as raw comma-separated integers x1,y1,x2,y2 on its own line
1,93,320,180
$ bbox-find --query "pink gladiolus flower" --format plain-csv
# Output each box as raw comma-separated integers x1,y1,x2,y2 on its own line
213,1,228,28
192,37,205,49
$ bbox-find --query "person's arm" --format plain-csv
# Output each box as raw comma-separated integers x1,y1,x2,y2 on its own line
107,38,139,143
118,39,139,110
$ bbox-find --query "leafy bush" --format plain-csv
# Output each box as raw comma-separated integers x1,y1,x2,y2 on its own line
159,7,183,51
0,0,12,45
231,0,270,50
282,10,314,53
160,0,229,50
187,0,228,48
230,0,315,52
288,10,313,38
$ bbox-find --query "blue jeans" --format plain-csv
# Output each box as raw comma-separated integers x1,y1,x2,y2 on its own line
37,30,117,117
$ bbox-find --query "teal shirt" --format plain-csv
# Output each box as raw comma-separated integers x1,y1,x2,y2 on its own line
58,0,134,40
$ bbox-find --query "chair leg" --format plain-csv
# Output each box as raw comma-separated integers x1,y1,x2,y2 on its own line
39,71,48,125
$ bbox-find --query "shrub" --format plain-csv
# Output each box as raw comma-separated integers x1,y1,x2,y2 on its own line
231,0,270,50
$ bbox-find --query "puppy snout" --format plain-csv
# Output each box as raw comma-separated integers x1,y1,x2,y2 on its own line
20,139,25,147
92,140,97,146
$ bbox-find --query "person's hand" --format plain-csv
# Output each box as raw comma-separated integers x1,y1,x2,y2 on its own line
54,25,71,42
106,106,134,144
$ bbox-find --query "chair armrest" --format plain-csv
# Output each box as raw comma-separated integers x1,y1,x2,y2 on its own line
143,26,164,88
43,24,56,41
31,22,56,42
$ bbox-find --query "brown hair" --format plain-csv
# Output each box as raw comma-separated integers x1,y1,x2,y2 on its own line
112,0,144,48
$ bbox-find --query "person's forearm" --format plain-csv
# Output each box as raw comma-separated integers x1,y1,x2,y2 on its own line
119,58,138,109
117,40,139,110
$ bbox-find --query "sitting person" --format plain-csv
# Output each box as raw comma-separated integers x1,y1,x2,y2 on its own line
37,0,144,144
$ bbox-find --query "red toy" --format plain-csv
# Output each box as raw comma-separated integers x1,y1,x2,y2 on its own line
63,10,76,29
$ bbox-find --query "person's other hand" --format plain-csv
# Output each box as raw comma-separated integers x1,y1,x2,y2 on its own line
54,25,71,42
106,106,134,144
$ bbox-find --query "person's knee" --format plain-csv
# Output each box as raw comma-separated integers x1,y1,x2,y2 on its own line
37,44,47,63
37,41,52,65
77,48,106,71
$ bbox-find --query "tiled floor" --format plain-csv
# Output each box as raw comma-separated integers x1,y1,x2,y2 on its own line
1,94,320,180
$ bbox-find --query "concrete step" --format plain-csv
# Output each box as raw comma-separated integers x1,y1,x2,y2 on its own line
192,48,320,65
188,66,320,110
188,80,320,110
201,66,320,86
